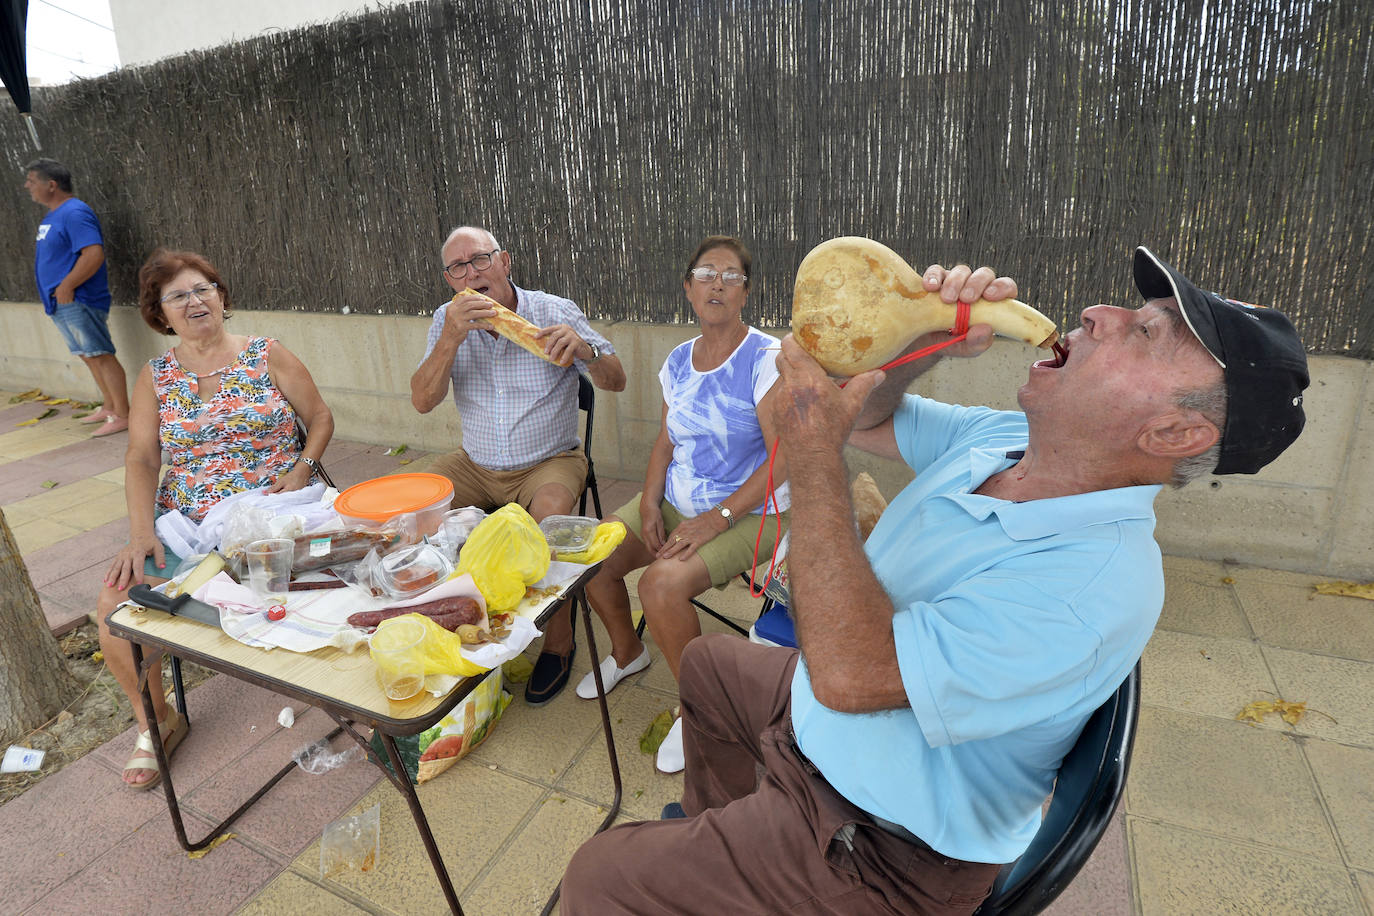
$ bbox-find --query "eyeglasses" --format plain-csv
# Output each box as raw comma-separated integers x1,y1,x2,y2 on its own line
160,282,220,309
687,267,747,287
443,248,502,279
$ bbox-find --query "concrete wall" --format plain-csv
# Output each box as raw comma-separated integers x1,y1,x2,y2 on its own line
3,299,1370,578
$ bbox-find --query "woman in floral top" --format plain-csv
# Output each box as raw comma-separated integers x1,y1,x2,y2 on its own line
96,249,333,790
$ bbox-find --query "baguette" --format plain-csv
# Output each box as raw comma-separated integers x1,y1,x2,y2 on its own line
457,288,563,365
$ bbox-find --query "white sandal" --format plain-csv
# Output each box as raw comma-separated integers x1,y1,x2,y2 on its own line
122,708,188,790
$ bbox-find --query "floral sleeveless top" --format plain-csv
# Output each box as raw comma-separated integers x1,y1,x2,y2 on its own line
152,336,301,522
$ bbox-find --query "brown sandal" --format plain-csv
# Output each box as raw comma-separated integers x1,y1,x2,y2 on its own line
122,708,189,790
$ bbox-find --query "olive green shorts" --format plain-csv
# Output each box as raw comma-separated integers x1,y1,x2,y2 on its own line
612,492,789,589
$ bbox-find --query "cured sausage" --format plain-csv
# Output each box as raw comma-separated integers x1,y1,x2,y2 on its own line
292,530,392,573
347,596,484,630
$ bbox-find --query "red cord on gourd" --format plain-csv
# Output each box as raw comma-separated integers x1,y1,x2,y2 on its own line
748,301,974,598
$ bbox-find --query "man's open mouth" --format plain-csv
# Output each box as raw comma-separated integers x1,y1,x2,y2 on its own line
1035,340,1070,369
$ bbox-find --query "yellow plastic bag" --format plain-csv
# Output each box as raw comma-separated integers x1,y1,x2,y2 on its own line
375,613,488,679
456,504,551,611
558,521,627,565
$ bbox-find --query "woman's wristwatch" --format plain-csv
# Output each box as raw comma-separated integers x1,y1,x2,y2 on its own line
299,456,323,475
713,503,735,528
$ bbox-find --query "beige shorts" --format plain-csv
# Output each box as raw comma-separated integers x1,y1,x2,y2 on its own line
427,447,588,513
613,492,789,589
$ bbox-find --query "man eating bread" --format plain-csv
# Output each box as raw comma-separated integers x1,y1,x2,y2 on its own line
411,225,625,704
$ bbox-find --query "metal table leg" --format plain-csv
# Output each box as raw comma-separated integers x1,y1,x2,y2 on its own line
133,642,339,853
541,592,624,915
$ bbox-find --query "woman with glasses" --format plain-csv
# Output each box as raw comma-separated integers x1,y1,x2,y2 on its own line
95,248,334,790
581,235,790,773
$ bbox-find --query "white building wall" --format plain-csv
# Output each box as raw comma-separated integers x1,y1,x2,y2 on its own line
108,0,421,67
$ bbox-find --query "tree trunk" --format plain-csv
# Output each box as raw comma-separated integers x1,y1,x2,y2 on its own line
0,509,79,744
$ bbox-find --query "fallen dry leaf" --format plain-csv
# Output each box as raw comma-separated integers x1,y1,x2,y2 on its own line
41,481,58,489
9,388,43,404
639,709,674,755
16,418,38,427
35,408,58,420
385,444,409,456
186,832,235,859
1236,696,1335,727
1313,581,1374,601
43,397,71,406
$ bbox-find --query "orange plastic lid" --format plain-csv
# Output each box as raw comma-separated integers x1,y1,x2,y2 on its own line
333,473,454,522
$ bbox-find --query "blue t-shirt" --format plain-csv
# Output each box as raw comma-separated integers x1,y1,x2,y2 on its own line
34,198,110,314
790,394,1163,864
659,326,791,515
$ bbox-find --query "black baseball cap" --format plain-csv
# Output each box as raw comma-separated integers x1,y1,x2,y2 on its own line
1133,247,1309,475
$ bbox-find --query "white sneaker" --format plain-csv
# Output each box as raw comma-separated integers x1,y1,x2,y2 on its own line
656,716,685,774
575,644,652,700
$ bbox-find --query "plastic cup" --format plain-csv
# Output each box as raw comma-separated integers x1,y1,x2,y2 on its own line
246,538,294,607
370,617,427,701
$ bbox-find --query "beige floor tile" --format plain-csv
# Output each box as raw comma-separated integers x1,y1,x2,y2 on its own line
558,684,687,823
6,477,122,518
1264,648,1374,748
1224,564,1328,588
1355,870,1374,911
1130,819,1364,916
464,662,621,786
10,516,81,553
237,869,371,915
1304,740,1374,871
94,466,126,485
1235,577,1374,661
1140,630,1277,720
0,429,82,460
297,768,545,914
1126,706,1340,860
48,486,130,529
1156,577,1251,639
1161,555,1231,580
636,614,744,696
460,793,607,916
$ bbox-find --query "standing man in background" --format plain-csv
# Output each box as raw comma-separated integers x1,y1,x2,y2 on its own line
24,158,129,436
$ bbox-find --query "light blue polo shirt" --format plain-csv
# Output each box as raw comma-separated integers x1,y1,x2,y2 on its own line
790,394,1163,864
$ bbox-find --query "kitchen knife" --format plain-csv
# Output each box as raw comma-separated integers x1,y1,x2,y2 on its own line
128,584,224,630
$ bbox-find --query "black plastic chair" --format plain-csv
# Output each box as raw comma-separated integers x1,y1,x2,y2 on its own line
577,374,602,518
972,661,1142,916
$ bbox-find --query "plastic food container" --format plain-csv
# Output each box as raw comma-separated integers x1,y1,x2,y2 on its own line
539,515,599,557
334,473,454,536
378,543,452,599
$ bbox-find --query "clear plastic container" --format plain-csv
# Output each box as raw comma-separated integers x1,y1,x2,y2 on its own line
538,515,599,557
378,543,452,599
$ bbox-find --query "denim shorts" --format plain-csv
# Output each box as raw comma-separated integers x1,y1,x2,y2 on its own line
51,302,116,357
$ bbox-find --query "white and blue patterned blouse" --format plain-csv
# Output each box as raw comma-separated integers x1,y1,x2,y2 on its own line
659,326,792,516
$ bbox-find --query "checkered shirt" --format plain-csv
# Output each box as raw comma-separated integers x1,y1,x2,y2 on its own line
420,285,614,471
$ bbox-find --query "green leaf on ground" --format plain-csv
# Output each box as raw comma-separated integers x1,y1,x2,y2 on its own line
385,444,409,456
72,412,92,419
41,481,59,489
639,709,674,755
36,408,58,420
501,655,534,684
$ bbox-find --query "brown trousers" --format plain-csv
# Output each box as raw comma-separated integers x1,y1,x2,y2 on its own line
559,634,1001,915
